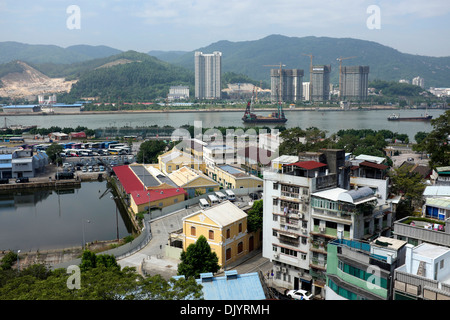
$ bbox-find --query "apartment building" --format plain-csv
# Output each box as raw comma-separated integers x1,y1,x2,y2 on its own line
340,66,370,101
262,150,346,296
310,186,393,293
326,237,407,300
270,68,304,103
195,51,222,99
311,65,331,101
393,243,450,300
262,148,397,298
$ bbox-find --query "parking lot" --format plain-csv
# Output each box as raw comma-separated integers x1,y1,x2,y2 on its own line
60,154,136,174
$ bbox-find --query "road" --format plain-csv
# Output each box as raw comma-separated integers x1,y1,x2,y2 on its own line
117,197,272,280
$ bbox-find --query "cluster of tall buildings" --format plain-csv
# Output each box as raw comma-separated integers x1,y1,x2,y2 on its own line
194,51,370,102
399,76,425,89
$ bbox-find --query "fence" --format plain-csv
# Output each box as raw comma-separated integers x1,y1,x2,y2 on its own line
51,219,152,270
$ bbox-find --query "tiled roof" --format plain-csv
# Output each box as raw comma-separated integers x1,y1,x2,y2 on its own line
131,188,186,205
284,160,327,170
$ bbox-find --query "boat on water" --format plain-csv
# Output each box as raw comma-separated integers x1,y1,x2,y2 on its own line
387,113,433,121
242,96,287,124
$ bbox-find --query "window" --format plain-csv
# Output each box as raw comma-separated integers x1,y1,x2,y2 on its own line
209,230,214,240
226,229,231,239
273,183,279,190
238,223,242,233
226,248,231,260
190,226,196,236
440,260,445,269
237,242,243,254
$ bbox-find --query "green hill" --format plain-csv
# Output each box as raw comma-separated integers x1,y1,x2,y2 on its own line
60,51,194,102
163,34,450,88
0,41,122,64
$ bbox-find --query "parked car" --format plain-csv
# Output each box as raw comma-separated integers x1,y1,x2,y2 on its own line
15,177,29,183
249,192,259,200
286,289,313,300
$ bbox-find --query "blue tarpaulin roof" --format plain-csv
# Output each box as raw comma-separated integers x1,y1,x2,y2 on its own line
195,271,266,300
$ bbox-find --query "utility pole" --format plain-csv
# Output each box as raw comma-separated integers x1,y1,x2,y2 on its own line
336,56,357,100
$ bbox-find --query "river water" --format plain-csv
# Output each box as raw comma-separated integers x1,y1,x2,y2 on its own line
3,108,446,140
0,181,134,252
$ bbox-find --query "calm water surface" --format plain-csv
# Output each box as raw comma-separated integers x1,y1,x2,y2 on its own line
4,108,446,140
0,181,133,252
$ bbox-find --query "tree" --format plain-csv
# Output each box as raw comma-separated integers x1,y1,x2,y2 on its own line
247,200,263,232
136,140,167,164
178,235,220,279
79,250,120,272
0,252,203,300
389,165,426,209
45,143,64,164
414,110,450,168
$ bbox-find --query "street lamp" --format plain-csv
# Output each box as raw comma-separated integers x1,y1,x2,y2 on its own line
82,219,91,250
17,249,20,271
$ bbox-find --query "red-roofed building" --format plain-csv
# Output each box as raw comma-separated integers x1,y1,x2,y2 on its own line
113,165,144,194
129,188,187,213
113,165,187,214
285,161,328,170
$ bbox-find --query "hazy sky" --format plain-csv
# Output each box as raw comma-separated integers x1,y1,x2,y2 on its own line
1,0,449,57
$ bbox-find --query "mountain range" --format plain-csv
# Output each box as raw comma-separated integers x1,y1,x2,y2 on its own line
0,35,449,101
152,35,450,88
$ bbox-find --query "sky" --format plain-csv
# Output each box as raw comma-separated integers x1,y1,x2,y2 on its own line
1,0,450,57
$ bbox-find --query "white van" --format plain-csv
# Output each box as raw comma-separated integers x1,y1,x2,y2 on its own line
207,194,219,206
225,190,236,201
215,191,227,202
199,198,210,209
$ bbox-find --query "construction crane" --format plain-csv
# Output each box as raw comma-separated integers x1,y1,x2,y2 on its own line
337,56,357,100
303,54,313,102
264,63,286,104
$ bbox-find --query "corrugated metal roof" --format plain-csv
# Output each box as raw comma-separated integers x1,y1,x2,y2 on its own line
426,197,450,210
424,186,450,197
195,271,266,300
113,165,144,193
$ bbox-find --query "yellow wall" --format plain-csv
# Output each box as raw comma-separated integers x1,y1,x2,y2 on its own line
182,213,260,266
158,153,204,174
208,167,263,189
130,193,185,214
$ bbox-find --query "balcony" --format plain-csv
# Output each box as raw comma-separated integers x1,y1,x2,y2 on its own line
310,257,327,271
393,216,450,247
311,225,351,239
312,207,352,221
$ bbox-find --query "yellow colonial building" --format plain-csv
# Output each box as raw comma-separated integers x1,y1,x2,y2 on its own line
168,166,220,198
182,201,261,267
206,164,263,189
158,149,204,174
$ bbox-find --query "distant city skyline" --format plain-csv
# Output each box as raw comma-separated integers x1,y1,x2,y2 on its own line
0,0,449,57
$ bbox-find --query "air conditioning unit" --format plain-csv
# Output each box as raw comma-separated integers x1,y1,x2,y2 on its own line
319,226,326,233
281,267,287,273
273,253,280,259
274,265,281,272
298,271,303,277
301,228,308,234
298,213,303,219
